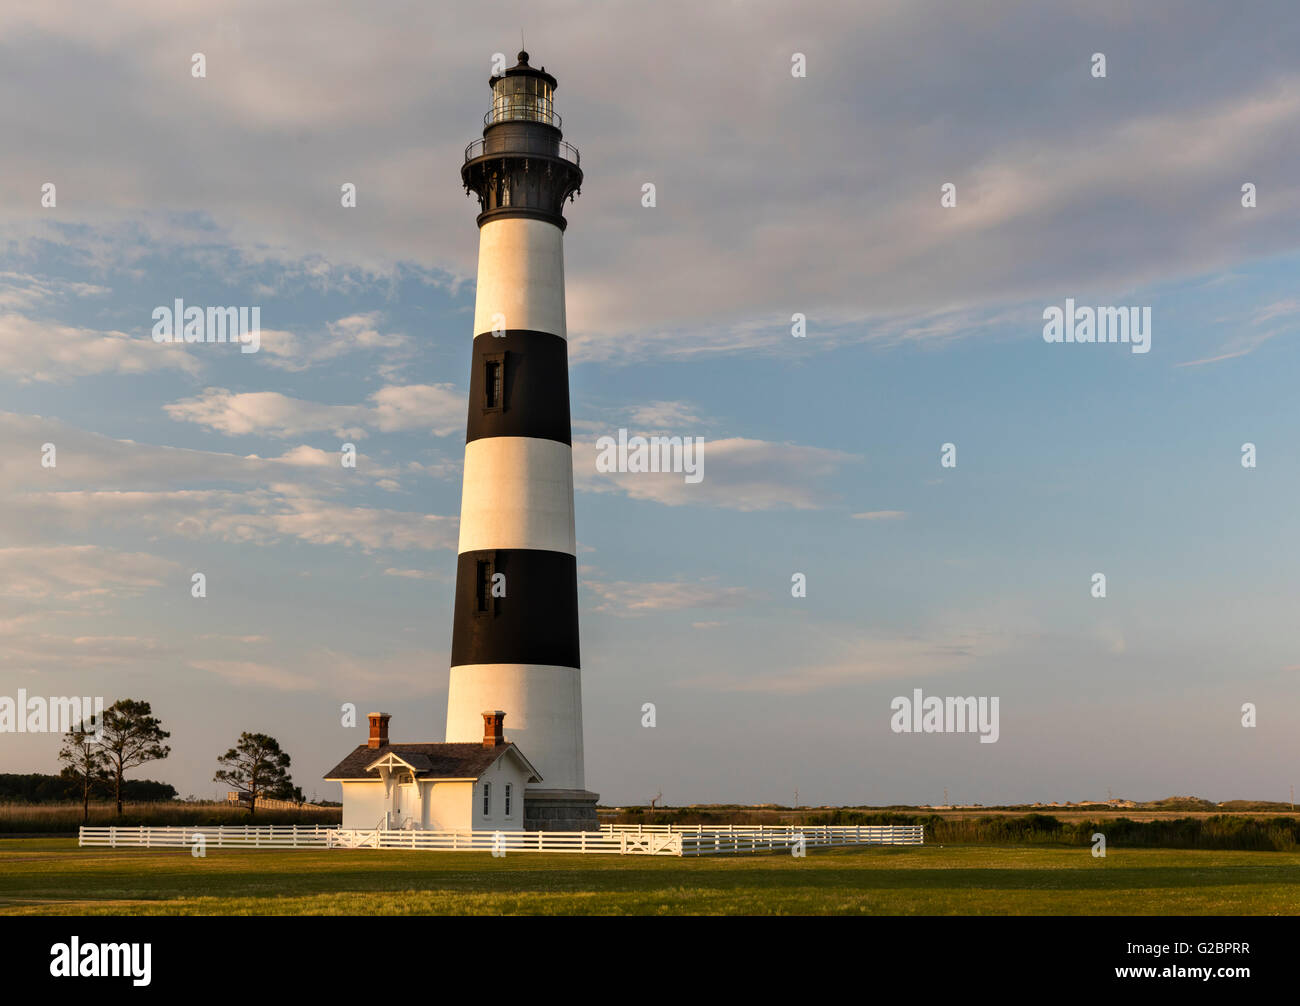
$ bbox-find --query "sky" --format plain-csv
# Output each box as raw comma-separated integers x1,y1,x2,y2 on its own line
1,0,1298,807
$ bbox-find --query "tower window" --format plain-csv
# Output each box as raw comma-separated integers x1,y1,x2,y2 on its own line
475,556,497,615
483,353,505,412
482,781,491,817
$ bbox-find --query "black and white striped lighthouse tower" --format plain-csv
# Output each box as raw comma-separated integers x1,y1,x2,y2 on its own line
448,50,597,830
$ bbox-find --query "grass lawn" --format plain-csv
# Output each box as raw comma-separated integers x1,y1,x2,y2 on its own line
1,839,1297,915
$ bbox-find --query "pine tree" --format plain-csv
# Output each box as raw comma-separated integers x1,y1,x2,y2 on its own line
213,733,294,818
58,722,108,824
100,699,171,816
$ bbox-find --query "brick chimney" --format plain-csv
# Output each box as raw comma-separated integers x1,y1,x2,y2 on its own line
481,710,506,748
367,712,391,749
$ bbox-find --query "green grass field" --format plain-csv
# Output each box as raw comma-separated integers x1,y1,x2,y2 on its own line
2,839,1298,914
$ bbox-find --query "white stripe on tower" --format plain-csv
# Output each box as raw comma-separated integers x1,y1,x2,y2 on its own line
472,219,567,338
458,435,576,555
446,663,585,793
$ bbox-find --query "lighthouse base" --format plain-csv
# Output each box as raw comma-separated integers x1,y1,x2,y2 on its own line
524,788,601,832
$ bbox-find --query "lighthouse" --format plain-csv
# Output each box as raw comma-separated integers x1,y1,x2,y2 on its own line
446,50,597,830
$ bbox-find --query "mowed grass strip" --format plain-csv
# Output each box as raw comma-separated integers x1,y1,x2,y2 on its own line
1,839,1297,915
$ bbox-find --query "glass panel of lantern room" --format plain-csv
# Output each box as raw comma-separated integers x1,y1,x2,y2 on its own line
493,77,518,123
509,78,525,122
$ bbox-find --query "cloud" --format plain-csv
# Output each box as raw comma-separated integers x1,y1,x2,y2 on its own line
0,625,178,672
309,646,446,693
0,312,200,382
0,411,396,492
1176,298,1298,366
625,401,706,429
0,272,110,311
2,2,1296,363
189,659,319,693
256,312,412,371
585,578,759,615
164,384,464,439
678,627,1018,695
7,490,458,553
574,437,858,510
0,545,178,601
0,413,458,555
852,510,908,521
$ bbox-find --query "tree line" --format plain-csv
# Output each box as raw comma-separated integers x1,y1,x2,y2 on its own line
58,698,302,822
0,773,176,803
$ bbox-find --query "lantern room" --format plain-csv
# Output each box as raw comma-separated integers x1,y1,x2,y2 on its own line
488,51,558,126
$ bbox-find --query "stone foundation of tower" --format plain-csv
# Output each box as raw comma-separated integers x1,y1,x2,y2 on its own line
523,788,601,832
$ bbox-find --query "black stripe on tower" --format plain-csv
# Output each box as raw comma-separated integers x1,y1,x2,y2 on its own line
450,549,580,668
466,330,571,445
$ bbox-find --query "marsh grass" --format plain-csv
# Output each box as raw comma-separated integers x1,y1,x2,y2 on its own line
0,801,340,833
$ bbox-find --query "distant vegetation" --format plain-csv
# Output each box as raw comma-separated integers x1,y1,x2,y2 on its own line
0,801,340,834
0,773,176,804
18,698,310,829
605,804,1300,851
808,811,1300,851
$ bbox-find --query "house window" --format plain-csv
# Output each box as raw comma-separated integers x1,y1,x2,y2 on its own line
482,781,491,817
483,354,505,412
505,783,513,817
476,558,494,614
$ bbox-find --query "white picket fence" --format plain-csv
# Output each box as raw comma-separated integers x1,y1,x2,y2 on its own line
78,825,336,849
601,823,925,856
78,822,922,857
328,828,684,855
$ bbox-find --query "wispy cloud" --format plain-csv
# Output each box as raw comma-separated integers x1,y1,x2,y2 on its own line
574,437,858,511
164,384,463,438
0,312,200,382
677,628,1018,694
585,578,759,615
852,510,908,521
0,545,177,601
257,312,413,371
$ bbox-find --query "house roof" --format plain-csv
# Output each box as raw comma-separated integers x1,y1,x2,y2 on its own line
323,742,541,783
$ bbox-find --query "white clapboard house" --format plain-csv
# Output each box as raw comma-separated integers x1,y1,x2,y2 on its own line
325,711,541,831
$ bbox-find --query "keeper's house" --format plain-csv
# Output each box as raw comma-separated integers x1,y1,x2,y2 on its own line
324,711,540,831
